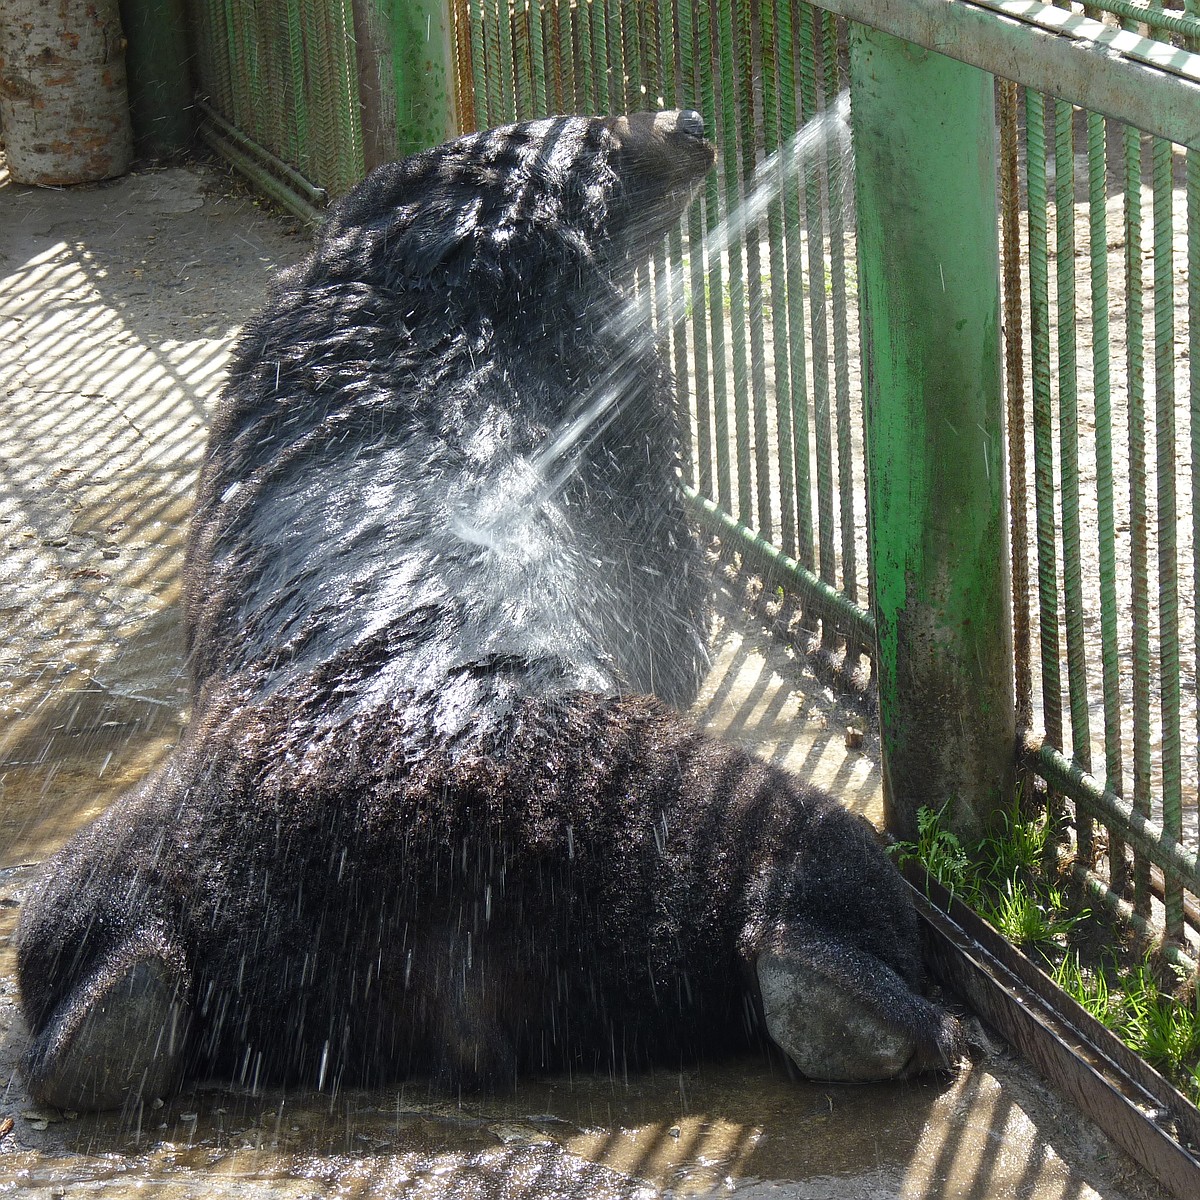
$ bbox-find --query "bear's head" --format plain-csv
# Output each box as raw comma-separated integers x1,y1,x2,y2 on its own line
315,110,715,312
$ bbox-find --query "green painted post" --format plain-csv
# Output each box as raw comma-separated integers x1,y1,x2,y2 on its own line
117,0,193,158
389,0,457,155
850,27,1016,844
353,1,456,168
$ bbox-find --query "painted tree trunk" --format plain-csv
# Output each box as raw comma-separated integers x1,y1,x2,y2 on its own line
0,0,132,185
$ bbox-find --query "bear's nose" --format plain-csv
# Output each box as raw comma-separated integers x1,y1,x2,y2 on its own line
676,110,705,139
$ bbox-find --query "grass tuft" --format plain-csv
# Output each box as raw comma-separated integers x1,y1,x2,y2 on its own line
894,801,1200,1104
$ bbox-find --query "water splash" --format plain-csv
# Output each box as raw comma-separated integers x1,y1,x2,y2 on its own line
453,92,855,544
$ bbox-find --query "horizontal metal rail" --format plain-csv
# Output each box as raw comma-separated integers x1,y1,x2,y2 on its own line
197,98,329,206
1029,740,1200,896
682,484,875,645
197,123,325,226
819,0,1200,147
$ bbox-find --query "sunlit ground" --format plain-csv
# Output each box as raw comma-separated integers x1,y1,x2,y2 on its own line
0,158,1168,1199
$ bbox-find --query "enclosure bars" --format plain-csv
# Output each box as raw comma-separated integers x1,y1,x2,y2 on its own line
821,0,1200,962
189,0,458,208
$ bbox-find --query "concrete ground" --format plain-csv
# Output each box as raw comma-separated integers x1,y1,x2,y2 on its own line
0,158,1172,1198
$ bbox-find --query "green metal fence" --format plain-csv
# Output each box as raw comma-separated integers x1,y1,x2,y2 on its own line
829,0,1200,962
454,2,870,647
186,1,1200,963
996,9,1200,958
187,0,365,214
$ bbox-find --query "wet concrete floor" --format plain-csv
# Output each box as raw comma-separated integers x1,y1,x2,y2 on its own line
0,158,1171,1197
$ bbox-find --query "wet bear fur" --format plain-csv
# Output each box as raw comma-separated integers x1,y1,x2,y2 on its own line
16,112,962,1109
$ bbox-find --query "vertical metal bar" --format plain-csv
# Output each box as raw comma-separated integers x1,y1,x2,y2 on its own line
532,0,548,116
1089,107,1127,889
662,0,682,104
851,27,1016,843
698,2,730,511
641,1,660,109
590,0,610,114
284,0,311,175
229,0,256,149
1026,88,1064,757
451,0,477,132
653,1,691,495
761,0,798,556
511,2,533,119
738,0,771,536
1125,121,1152,918
1190,0,1200,885
1190,143,1200,867
800,5,836,598
482,0,503,127
576,0,596,112
303,0,335,189
531,1,548,116
777,0,814,569
496,0,516,122
1000,80,1032,733
680,0,715,498
1152,134,1185,942
199,0,231,120
1055,97,1093,864
824,12,856,602
716,0,751,526
551,0,574,113
603,0,623,113
336,0,365,191
620,0,642,113
467,0,489,129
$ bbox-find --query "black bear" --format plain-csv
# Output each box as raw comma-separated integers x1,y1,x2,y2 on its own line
16,111,962,1111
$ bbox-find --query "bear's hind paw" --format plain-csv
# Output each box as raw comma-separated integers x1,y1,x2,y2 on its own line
754,931,965,1083
23,949,190,1112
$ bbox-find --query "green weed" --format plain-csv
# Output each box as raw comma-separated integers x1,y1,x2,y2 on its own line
888,803,970,899
898,802,1200,1105
974,796,1050,887
1052,951,1115,1024
982,878,1066,948
1114,962,1200,1081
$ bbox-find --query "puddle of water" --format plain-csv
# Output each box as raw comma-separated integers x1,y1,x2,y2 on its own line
0,1053,957,1199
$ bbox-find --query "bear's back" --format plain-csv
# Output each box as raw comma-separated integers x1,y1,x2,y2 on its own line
183,115,711,719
